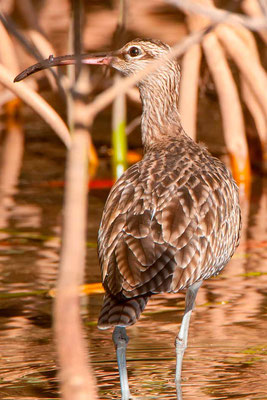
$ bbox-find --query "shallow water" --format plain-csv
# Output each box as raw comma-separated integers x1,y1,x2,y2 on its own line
0,137,267,400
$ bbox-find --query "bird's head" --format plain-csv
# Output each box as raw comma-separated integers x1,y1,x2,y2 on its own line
109,38,171,76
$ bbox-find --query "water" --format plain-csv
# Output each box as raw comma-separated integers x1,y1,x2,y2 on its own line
0,134,267,400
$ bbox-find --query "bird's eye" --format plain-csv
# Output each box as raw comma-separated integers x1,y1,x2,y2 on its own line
128,46,142,57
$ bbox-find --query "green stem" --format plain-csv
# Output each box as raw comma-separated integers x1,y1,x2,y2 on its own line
112,81,127,178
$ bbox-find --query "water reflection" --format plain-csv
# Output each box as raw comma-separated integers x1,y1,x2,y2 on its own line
0,138,266,398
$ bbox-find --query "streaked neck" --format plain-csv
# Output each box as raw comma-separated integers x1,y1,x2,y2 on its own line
139,64,182,151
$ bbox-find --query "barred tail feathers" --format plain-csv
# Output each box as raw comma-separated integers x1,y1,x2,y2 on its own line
98,294,149,329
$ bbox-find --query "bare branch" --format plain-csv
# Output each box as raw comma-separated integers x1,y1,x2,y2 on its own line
0,13,40,59
126,116,141,135
178,43,202,139
0,18,19,74
0,12,65,93
216,24,267,116
0,64,71,148
202,31,250,180
258,0,267,16
54,127,98,400
242,0,267,43
165,0,267,31
54,1,99,399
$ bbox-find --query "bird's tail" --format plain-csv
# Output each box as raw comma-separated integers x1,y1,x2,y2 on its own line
98,293,149,329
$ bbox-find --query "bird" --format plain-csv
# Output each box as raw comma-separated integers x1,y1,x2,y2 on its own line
14,38,241,400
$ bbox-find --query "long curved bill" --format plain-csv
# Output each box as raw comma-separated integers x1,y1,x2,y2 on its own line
14,53,112,83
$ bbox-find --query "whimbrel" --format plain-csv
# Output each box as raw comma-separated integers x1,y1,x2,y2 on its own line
14,38,241,400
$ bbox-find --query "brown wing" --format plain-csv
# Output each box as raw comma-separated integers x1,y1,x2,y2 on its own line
98,157,240,300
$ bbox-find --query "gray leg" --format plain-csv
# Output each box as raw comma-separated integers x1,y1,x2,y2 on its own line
113,326,131,400
175,281,202,399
